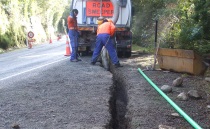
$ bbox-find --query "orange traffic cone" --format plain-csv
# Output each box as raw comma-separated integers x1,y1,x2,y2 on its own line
64,35,71,56
49,36,52,44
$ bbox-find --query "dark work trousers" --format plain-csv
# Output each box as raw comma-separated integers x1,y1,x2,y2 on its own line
91,34,119,64
68,29,78,60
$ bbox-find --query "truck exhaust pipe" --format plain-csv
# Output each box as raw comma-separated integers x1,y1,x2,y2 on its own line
110,0,120,24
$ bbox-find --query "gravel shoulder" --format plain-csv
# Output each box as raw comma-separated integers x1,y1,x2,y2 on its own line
0,57,113,129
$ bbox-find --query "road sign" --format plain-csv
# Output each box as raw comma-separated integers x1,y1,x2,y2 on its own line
28,31,34,38
86,2,113,17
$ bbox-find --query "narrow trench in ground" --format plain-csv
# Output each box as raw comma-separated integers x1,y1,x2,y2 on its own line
109,71,128,129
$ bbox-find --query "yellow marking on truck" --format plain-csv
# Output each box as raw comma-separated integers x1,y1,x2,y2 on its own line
116,28,126,31
78,27,127,31
78,27,93,31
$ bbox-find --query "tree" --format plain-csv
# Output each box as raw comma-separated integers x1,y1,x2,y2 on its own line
132,0,176,47
0,0,69,49
131,0,210,54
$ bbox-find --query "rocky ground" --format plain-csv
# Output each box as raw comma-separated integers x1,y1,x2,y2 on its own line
111,52,210,129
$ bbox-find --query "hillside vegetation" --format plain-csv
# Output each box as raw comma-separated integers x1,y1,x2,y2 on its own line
0,0,69,50
132,0,210,55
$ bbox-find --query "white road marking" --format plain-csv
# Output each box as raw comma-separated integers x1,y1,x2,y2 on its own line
18,52,64,58
0,58,67,81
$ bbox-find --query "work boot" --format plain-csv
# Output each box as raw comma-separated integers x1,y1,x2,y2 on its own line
115,63,123,68
90,62,95,65
70,59,78,62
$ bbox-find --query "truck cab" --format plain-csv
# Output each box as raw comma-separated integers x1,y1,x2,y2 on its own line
70,0,132,57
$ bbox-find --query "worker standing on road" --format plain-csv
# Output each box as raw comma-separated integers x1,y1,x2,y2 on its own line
67,9,81,62
91,18,122,68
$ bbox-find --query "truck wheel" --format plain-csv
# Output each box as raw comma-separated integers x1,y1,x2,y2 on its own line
101,48,110,71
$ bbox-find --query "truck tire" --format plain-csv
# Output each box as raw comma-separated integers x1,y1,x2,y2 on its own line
101,48,110,71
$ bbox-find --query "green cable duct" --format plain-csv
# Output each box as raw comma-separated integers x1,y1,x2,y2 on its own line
138,68,202,129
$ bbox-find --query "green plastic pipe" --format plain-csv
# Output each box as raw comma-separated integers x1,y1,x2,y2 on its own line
138,68,202,129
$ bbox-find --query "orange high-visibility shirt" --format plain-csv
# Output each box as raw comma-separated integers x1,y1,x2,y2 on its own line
67,16,78,30
97,21,116,36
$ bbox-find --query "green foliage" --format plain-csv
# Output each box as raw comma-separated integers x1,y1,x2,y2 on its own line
194,40,210,54
132,0,174,47
0,33,11,49
57,6,70,34
165,0,210,54
0,0,26,49
132,0,210,55
132,44,152,53
193,0,210,40
0,0,68,50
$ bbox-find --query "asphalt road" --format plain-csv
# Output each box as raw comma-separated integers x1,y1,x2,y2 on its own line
0,39,66,82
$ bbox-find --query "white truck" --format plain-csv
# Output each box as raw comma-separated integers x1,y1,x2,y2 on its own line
70,0,132,58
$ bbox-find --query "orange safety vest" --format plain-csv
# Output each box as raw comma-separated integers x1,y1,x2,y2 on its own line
97,21,116,36
67,16,78,30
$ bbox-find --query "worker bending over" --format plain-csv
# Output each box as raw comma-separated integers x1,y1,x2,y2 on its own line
91,18,122,68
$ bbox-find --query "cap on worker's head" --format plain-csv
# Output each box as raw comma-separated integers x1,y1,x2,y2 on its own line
72,9,78,15
107,19,113,23
97,16,105,25
103,19,108,23
97,16,104,21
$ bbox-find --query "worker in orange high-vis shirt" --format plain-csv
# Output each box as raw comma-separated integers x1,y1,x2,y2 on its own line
91,18,122,68
67,9,81,62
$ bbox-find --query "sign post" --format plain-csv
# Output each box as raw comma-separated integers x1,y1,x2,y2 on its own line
27,31,35,49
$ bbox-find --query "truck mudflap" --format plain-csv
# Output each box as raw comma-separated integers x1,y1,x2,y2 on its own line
115,31,132,57
117,47,132,57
